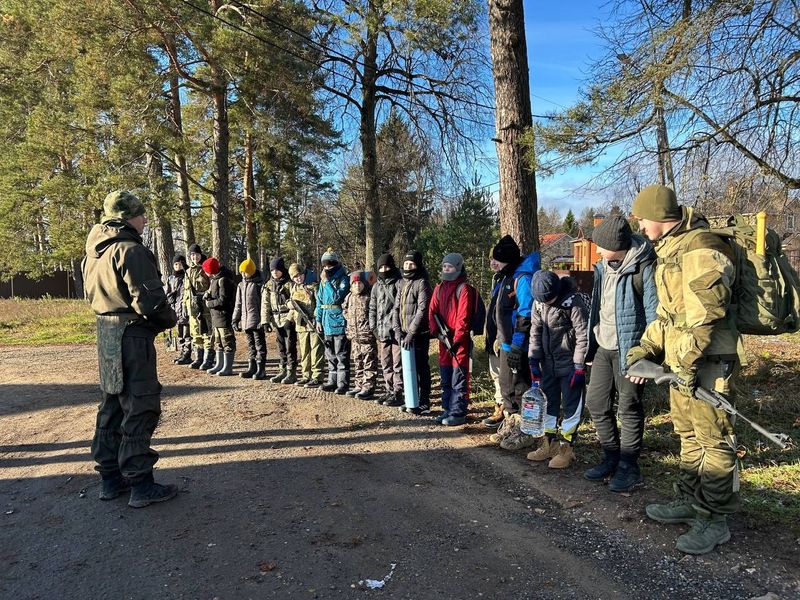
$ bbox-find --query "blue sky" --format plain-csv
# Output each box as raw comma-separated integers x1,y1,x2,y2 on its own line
520,0,612,215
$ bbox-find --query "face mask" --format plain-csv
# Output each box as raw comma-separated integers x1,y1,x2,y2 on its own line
402,268,417,279
441,270,459,282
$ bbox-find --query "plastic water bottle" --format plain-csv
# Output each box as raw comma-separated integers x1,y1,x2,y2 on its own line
520,382,547,437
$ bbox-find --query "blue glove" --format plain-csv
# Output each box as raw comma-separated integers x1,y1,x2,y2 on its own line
570,364,586,388
528,357,542,381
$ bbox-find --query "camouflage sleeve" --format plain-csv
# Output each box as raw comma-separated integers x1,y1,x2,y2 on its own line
119,245,176,330
679,234,735,370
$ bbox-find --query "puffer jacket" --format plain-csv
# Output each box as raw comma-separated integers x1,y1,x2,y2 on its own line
315,264,350,336
233,270,263,331
287,281,318,332
261,275,292,329
206,266,236,328
394,276,432,337
586,235,658,375
344,287,374,343
496,251,540,352
166,271,188,325
369,270,401,341
429,273,475,348
529,277,589,376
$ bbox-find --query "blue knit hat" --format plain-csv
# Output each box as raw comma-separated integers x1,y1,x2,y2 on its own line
532,270,561,303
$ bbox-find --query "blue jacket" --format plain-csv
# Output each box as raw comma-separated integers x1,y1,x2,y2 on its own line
315,264,350,336
586,235,658,374
495,251,540,352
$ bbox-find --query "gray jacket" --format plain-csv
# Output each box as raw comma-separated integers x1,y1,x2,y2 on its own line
369,274,401,341
393,276,432,337
233,271,263,331
529,278,590,376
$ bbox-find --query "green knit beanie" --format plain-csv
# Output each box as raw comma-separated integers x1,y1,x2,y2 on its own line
103,190,145,221
631,185,682,222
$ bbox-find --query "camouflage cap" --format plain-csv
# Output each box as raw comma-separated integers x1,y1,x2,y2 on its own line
631,185,682,222
103,190,145,221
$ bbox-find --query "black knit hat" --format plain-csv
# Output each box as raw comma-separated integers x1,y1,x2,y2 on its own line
404,250,424,268
492,235,521,264
377,253,396,270
172,254,188,267
532,270,561,303
270,257,286,274
592,215,633,252
188,243,202,255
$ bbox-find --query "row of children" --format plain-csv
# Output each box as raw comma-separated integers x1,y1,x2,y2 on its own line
167,216,655,486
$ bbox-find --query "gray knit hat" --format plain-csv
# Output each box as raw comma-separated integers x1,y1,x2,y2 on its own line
321,247,340,264
592,215,632,252
442,252,464,282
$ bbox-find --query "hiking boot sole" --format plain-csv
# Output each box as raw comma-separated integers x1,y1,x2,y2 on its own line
645,507,696,524
99,485,131,501
128,485,178,509
676,530,731,555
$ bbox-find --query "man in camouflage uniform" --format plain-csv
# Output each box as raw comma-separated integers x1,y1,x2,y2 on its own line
83,191,179,508
183,243,215,369
626,184,739,554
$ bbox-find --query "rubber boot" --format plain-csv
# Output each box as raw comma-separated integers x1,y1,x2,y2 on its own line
253,360,267,381
270,367,286,383
321,380,338,392
676,510,730,555
281,370,297,385
128,474,178,508
189,348,205,370
608,454,644,492
207,349,224,374
175,348,192,365
216,351,235,376
239,358,257,379
584,449,620,481
199,349,216,371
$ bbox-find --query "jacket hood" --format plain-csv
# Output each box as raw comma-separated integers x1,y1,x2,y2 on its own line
514,251,541,277
212,265,234,280
666,206,708,240
85,219,142,258
617,234,655,275
556,276,578,306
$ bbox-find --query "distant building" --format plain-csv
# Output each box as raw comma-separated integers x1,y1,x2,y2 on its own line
540,232,576,268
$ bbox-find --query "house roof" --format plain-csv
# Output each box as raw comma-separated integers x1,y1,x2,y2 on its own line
540,233,571,248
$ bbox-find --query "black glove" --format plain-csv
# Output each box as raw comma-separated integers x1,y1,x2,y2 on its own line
507,345,524,372
401,334,414,349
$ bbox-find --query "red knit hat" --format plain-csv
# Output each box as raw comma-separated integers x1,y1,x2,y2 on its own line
202,257,220,275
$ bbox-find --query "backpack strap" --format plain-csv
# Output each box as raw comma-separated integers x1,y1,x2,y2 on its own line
632,257,654,298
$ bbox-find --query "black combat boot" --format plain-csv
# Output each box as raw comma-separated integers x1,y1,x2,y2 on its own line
189,348,205,369
128,474,178,508
253,360,267,380
608,454,644,493
99,472,131,501
240,358,257,379
199,349,216,371
584,449,620,482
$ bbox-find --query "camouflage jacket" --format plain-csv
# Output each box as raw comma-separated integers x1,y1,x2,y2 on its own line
261,276,292,328
82,218,176,332
638,207,739,373
287,281,318,332
183,259,211,318
344,290,373,343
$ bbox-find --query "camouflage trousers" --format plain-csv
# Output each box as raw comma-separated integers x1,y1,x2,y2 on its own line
297,330,324,380
189,312,214,351
352,339,378,392
213,326,236,353
670,359,740,515
91,326,162,484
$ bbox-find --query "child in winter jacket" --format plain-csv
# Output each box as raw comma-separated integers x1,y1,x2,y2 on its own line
287,263,324,387
344,271,378,399
203,257,237,376
166,254,192,364
393,250,433,415
429,253,477,426
315,248,351,394
526,270,590,469
261,257,297,384
233,258,267,380
369,253,404,406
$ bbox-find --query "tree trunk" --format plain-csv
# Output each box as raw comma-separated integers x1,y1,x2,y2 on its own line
243,133,257,260
71,257,84,299
168,69,195,252
360,19,381,269
210,73,230,265
488,0,539,252
654,95,675,189
146,147,175,281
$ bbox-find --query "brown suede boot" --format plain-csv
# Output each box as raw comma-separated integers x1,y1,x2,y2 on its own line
548,443,575,469
526,436,560,462
482,404,505,428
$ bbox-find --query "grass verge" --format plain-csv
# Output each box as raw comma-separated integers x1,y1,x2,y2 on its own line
0,298,95,345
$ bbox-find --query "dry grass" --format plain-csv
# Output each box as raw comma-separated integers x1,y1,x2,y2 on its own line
0,298,95,345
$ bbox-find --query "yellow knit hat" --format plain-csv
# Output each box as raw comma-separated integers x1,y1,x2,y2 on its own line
239,258,256,277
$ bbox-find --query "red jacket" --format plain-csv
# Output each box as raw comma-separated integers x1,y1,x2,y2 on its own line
429,273,476,348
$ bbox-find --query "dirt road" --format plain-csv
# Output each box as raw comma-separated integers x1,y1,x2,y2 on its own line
0,344,797,599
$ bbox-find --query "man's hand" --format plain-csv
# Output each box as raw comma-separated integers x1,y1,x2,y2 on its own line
625,345,651,368
263,322,273,333
507,345,524,372
674,370,697,398
232,322,241,332
401,334,414,349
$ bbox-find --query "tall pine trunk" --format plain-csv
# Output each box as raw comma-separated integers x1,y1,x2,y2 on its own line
360,21,381,269
243,133,257,260
168,69,195,252
146,147,175,281
211,75,230,265
488,0,539,253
